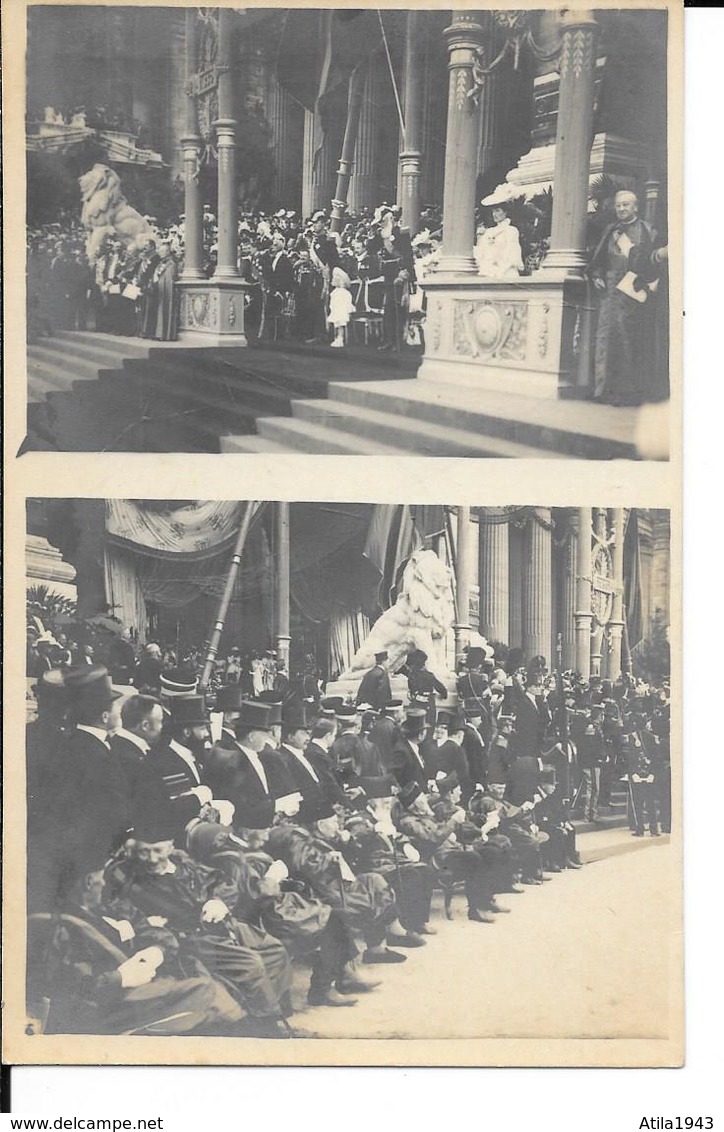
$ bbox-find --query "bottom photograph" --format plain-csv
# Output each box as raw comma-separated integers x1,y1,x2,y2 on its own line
23,499,674,1046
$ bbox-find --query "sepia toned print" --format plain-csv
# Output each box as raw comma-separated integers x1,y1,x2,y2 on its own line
14,499,678,1057
23,6,670,458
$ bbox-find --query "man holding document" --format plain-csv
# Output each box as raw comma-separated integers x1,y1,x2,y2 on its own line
589,190,656,406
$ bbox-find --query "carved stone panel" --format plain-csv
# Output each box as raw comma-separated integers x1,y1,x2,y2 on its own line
453,299,528,361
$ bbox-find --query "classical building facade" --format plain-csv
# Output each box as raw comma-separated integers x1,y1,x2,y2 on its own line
28,502,670,684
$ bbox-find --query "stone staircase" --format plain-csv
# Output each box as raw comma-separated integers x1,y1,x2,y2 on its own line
222,376,639,459
25,331,639,458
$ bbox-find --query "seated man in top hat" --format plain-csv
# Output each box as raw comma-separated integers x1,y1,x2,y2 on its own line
355,651,393,712
204,698,301,831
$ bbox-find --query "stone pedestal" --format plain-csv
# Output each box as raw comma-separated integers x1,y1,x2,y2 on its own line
418,277,587,398
178,279,250,347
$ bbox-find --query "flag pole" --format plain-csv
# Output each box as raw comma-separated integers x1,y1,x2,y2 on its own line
199,501,261,691
328,60,368,235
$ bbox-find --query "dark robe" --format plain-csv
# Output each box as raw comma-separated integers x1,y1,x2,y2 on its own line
152,258,177,341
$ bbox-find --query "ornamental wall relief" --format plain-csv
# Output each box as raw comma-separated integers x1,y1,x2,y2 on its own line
452,299,528,361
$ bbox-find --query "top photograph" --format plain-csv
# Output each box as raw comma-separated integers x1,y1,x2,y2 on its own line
24,6,671,459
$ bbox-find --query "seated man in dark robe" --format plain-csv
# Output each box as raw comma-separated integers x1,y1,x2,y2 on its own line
186,821,368,1008
343,810,435,937
28,867,243,1035
105,810,294,1037
266,806,411,965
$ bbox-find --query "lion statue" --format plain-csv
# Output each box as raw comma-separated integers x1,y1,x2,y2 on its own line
79,163,154,263
339,548,456,685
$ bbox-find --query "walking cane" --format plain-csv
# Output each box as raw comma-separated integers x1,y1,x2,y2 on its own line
627,778,639,831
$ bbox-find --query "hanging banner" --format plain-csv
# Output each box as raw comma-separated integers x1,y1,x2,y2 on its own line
105,500,248,559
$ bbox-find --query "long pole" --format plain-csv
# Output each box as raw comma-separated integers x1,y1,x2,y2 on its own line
199,501,261,690
329,62,368,235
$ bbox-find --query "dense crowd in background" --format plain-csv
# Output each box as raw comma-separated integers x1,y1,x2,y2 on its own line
26,624,670,1038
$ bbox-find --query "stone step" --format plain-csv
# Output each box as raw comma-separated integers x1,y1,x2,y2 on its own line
220,433,298,453
289,398,570,459
256,416,403,455
27,350,106,387
54,329,152,359
326,379,639,459
37,332,150,366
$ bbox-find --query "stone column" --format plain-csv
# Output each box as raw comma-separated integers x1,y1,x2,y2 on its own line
607,508,626,680
522,509,553,665
508,522,523,650
560,510,578,670
213,7,238,280
478,508,509,645
436,11,486,275
399,11,425,235
180,8,204,281
329,63,367,234
454,506,473,662
574,507,592,678
275,501,291,670
540,10,598,278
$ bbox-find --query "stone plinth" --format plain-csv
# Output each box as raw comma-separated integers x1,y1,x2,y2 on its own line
418,276,590,398
178,279,250,347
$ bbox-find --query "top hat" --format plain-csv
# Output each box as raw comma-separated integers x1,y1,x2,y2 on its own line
130,804,179,844
236,700,275,732
282,702,311,731
463,700,483,719
170,694,209,728
401,708,427,737
437,710,464,732
375,651,389,664
215,684,246,713
160,667,198,698
65,665,122,712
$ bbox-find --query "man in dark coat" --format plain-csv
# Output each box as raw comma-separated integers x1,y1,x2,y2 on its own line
389,709,429,792
355,651,392,711
366,205,415,351
34,665,126,909
589,191,655,405
428,710,474,803
204,699,300,830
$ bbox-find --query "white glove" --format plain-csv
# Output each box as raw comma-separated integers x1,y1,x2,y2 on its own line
118,946,164,989
402,843,420,863
189,785,213,807
212,799,235,826
265,859,289,884
275,792,302,816
201,899,229,923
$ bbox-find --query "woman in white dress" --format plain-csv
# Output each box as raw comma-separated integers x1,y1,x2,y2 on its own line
474,205,524,280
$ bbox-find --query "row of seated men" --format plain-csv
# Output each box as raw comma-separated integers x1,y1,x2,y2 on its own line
26,664,582,1038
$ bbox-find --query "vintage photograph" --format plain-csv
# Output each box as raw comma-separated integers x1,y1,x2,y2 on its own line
23,5,670,458
19,499,676,1049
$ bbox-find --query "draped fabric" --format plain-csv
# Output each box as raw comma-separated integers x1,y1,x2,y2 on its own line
105,501,249,559
623,509,644,648
363,505,446,609
103,544,148,639
329,606,370,680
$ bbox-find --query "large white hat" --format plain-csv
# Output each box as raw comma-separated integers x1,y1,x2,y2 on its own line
481,183,521,207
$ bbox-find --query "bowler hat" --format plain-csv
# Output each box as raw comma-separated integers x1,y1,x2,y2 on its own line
65,665,122,712
170,694,209,728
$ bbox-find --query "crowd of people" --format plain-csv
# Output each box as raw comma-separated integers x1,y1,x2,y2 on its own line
26,629,671,1039
27,182,667,401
